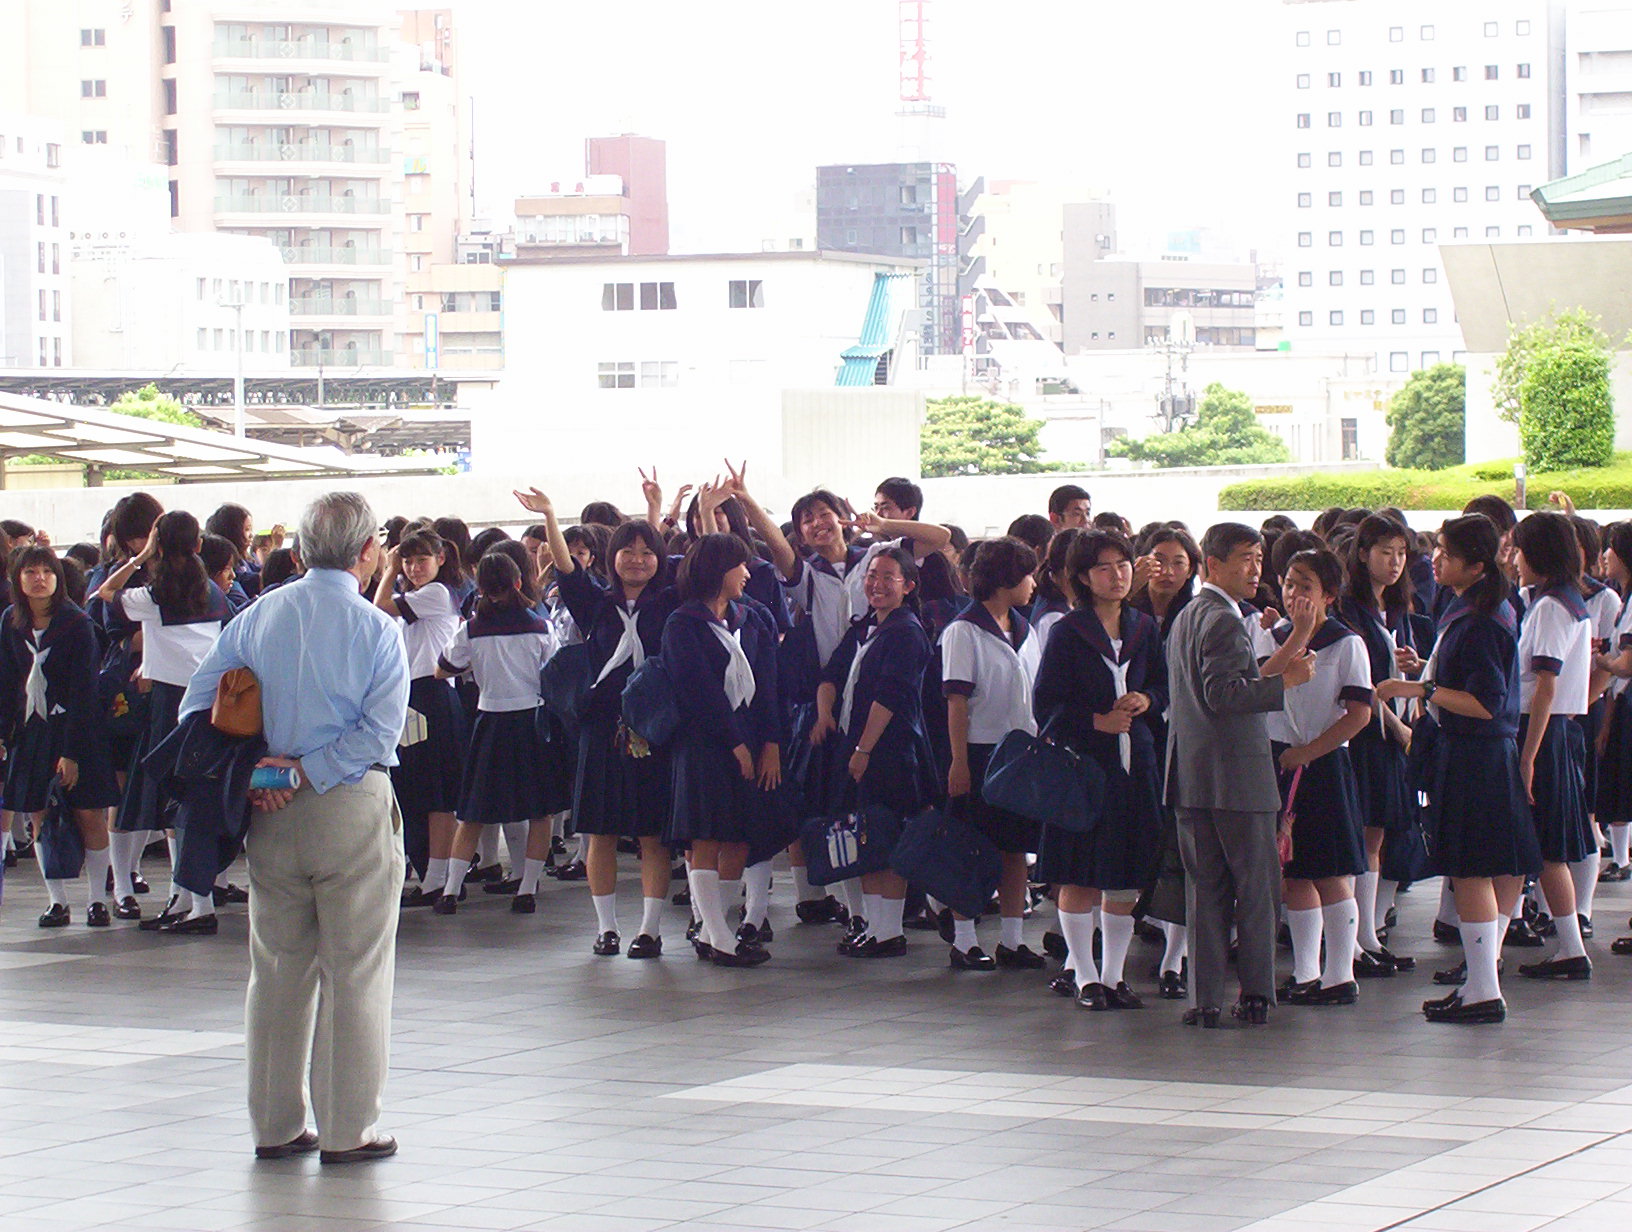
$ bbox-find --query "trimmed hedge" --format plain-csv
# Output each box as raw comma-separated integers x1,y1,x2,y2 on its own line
1218,454,1632,512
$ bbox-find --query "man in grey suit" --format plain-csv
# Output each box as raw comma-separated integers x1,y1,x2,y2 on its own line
1165,523,1313,1027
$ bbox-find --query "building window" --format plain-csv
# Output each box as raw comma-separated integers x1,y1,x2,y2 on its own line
1487,225,1501,238
1454,226,1469,238
1360,230,1374,245
1298,271,1313,287
639,281,677,310
1359,150,1374,165
602,282,635,311
1485,65,1499,79
1329,310,1344,325
1391,268,1406,284
1298,192,1312,207
1299,311,1314,326
1391,189,1406,205
1359,71,1372,86
1390,353,1408,373
1328,191,1342,206
1423,268,1438,283
1420,25,1435,40
1422,188,1437,204
1298,74,1311,88
1328,30,1341,44
639,361,679,389
1389,27,1403,42
1454,187,1468,202
1329,271,1343,286
488,291,503,312
1329,151,1343,167
1484,22,1498,37
1390,149,1405,164
1390,69,1404,84
80,130,108,144
1454,146,1468,162
1453,67,1467,82
1297,152,1312,168
1486,185,1500,201
1359,190,1373,205
1421,148,1436,163
597,361,636,389
728,279,765,309
1327,112,1342,127
1390,109,1405,125
1298,232,1313,247
1422,351,1440,367
1359,110,1373,126
409,214,425,232
899,225,917,244
1329,231,1343,246
1517,20,1531,35
37,290,46,322
1517,144,1531,159
1422,228,1437,243
1422,108,1436,123
1517,63,1531,78
1421,68,1435,83
1360,270,1375,285
80,79,106,98
1424,308,1439,324
1296,30,1310,46
1297,113,1311,129
1518,224,1533,237
1485,144,1500,160
80,28,105,45
1361,309,1375,324
1453,106,1467,121
1517,103,1531,119
1517,184,1532,199
1328,72,1341,87
410,254,424,271
197,327,208,350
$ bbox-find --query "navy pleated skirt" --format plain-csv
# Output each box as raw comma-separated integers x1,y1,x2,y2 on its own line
457,706,567,825
1035,748,1162,892
3,714,120,813
1519,712,1593,864
1349,730,1415,833
784,701,846,820
1274,744,1367,881
952,741,1041,855
1424,732,1543,879
665,732,759,845
114,681,185,833
391,676,467,817
1599,690,1632,825
1575,708,1602,819
573,707,670,837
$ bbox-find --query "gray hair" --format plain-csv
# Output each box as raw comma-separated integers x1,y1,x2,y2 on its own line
298,491,377,571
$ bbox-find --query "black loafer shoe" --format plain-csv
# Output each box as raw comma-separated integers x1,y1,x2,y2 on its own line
736,922,769,947
1504,918,1545,948
38,904,70,928
1182,1005,1222,1028
1076,981,1111,1010
711,941,771,968
1106,981,1144,1009
160,914,218,935
1433,919,1462,945
1424,996,1506,1024
837,931,870,956
1353,949,1395,979
1276,977,1317,1005
1611,936,1632,955
1041,930,1068,960
903,907,938,931
1518,955,1592,980
1389,951,1416,972
470,863,503,884
1232,995,1270,1025
692,938,714,959
113,896,141,921
626,933,663,959
1050,970,1078,998
1157,970,1187,1000
949,945,996,971
862,935,909,958
400,886,441,908
552,860,587,882
1433,960,1468,986
509,893,535,914
1289,980,1358,1006
431,896,457,916
592,930,621,956
1135,918,1164,943
256,1129,320,1159
795,895,846,925
132,874,150,895
138,902,185,931
213,883,249,905
685,918,702,943
86,902,111,928
1422,989,1461,1012
994,943,1046,970
2,848,14,868
1532,913,1557,938
483,878,522,895
320,1136,397,1165
672,888,692,907
1600,861,1631,883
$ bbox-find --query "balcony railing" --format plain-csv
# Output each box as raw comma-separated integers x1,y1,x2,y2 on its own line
216,194,392,215
213,38,390,63
214,142,388,165
214,90,391,114
290,297,389,316
292,347,392,367
278,246,392,265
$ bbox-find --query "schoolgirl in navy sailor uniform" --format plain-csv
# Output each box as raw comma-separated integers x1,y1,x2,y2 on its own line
1509,510,1596,982
1029,528,1084,661
1380,513,1541,1023
1253,547,1373,1008
809,546,938,958
431,551,560,915
0,546,120,928
940,535,1044,972
1568,515,1618,930
1594,522,1632,885
375,527,468,908
1337,514,1427,976
662,532,784,968
95,509,232,932
1033,530,1168,1011
515,485,681,959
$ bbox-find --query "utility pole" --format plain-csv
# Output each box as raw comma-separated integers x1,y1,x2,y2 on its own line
221,300,246,437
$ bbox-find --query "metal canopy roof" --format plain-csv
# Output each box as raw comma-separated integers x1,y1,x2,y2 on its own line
0,391,447,483
1530,152,1632,233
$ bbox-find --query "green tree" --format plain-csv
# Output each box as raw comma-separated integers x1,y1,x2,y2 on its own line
1492,308,1611,425
920,395,1067,477
1385,363,1465,471
109,383,203,428
1107,382,1290,468
1520,343,1614,472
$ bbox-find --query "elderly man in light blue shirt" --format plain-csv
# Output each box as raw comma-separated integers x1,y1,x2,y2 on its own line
181,491,409,1165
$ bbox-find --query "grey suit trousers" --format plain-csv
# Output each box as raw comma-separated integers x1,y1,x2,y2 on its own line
1176,808,1281,1009
245,770,404,1151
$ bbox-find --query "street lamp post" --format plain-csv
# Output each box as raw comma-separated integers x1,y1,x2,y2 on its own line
220,300,246,437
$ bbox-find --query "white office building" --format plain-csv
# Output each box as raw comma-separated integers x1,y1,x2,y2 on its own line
0,114,71,369
1566,1,1632,170
1280,0,1561,374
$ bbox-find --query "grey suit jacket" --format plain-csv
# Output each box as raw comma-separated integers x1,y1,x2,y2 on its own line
1163,586,1286,813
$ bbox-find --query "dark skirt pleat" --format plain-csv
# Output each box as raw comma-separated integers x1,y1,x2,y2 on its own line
456,707,565,825
1036,748,1163,891
1276,744,1367,880
665,736,758,844
391,676,467,817
114,681,185,833
573,708,670,837
1520,712,1593,864
1599,690,1632,825
1424,734,1543,879
1349,731,1415,833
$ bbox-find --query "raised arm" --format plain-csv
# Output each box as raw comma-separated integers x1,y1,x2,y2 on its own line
370,545,404,614
848,510,951,554
721,459,798,581
1198,607,1293,715
514,487,575,580
94,525,158,604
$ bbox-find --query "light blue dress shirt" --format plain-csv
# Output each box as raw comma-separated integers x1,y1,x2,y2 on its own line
179,568,410,794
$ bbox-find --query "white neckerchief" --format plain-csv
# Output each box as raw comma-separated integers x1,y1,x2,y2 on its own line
1100,637,1131,772
24,630,50,723
710,621,757,710
594,601,645,687
839,623,878,732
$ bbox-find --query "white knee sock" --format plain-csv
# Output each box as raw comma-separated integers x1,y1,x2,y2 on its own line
424,856,449,892
1460,918,1504,1003
719,877,742,924
640,895,664,938
743,860,772,928
83,846,111,909
838,877,865,921
1551,907,1587,960
1375,878,1398,932
689,869,731,951
873,896,905,941
109,831,138,900
1437,878,1458,926
1319,899,1358,988
1058,908,1100,985
502,822,529,871
1612,824,1631,867
952,917,977,950
1288,906,1324,983
1100,912,1134,986
861,893,881,940
476,825,499,866
519,858,545,895
45,878,68,908
999,915,1024,950
1571,855,1600,922
188,887,215,920
1160,922,1188,975
592,893,618,934
791,865,816,902
443,858,470,899
1354,870,1381,951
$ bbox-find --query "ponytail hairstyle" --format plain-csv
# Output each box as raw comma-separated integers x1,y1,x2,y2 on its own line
474,551,527,619
484,540,538,604
1037,527,1086,609
864,545,921,617
1344,513,1415,616
1439,514,1510,617
148,510,211,617
8,545,67,630
397,528,464,591
677,532,751,603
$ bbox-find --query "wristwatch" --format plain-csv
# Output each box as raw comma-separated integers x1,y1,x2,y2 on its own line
1421,681,1438,702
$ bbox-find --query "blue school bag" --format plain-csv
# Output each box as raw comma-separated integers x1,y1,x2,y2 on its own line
981,725,1104,834
620,653,681,748
798,804,904,886
889,805,1001,920
539,642,594,728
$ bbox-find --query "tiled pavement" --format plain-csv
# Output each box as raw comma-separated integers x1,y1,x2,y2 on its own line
3,854,1632,1232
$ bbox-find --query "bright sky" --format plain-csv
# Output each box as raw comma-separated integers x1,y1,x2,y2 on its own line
453,0,1281,256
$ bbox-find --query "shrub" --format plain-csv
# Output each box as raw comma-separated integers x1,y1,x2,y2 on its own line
1218,454,1632,512
1518,343,1613,472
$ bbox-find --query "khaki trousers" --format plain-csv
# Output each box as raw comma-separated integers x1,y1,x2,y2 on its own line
244,770,403,1151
